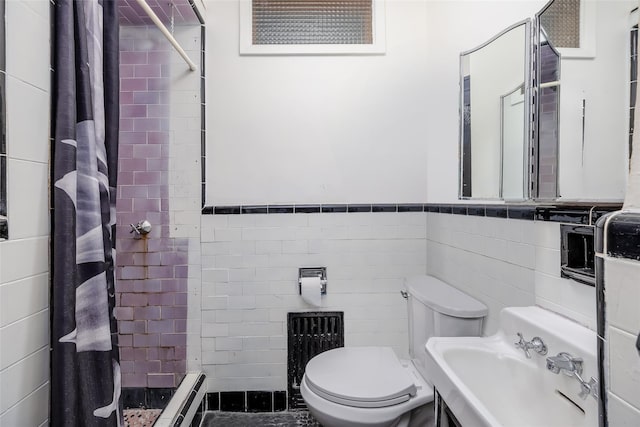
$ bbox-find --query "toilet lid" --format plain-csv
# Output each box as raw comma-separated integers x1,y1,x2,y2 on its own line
304,347,417,409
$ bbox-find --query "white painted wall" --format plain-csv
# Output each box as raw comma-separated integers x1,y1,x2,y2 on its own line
205,0,429,205
0,1,51,425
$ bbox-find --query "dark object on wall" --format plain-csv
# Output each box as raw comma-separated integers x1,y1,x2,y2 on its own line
287,312,344,410
561,224,595,286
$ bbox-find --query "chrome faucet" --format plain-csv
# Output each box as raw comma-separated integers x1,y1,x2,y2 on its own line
546,352,599,400
514,333,548,358
546,352,583,375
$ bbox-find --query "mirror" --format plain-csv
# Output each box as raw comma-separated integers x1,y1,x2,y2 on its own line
536,0,629,201
460,0,631,202
459,20,531,200
532,26,560,199
501,84,527,199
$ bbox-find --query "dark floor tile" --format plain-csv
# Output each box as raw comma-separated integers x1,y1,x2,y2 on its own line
200,411,321,427
220,391,245,412
147,388,174,409
207,392,219,411
273,391,287,412
122,388,146,409
247,391,273,412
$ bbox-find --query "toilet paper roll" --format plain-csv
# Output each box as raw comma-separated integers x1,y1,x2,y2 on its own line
300,277,322,307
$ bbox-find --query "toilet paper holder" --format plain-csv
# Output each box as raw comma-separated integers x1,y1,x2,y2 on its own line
298,267,327,295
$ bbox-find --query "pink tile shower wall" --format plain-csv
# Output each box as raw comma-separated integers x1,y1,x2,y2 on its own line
115,27,188,389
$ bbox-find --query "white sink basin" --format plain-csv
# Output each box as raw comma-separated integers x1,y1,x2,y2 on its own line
426,306,599,427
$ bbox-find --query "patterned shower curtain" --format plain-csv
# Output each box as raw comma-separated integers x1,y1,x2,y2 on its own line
51,0,121,425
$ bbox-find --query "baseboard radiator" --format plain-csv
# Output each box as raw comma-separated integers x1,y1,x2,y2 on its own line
287,311,344,410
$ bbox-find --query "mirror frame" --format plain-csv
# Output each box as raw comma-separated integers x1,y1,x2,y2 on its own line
458,19,533,201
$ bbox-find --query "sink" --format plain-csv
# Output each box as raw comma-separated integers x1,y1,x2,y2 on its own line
425,306,598,427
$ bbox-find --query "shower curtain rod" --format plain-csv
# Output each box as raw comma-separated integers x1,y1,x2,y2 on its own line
134,0,197,71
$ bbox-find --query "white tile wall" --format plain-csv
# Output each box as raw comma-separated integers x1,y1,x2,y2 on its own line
0,0,51,422
605,255,640,424
0,382,49,427
191,210,604,392
6,76,50,164
608,393,640,426
7,160,49,239
0,274,48,327
0,347,49,413
605,257,640,335
6,0,50,91
0,309,49,370
166,25,204,373
427,212,537,334
0,237,49,284
199,212,426,391
426,213,597,334
608,326,640,409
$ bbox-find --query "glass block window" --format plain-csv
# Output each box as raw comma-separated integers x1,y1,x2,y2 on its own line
252,0,373,45
539,0,580,49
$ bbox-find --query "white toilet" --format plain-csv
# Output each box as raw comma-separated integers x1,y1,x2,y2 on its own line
300,275,488,427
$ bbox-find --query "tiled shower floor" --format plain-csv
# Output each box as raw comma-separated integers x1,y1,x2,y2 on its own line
123,408,162,426
201,411,322,427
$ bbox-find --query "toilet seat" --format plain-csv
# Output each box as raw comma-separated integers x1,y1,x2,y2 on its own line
304,347,418,409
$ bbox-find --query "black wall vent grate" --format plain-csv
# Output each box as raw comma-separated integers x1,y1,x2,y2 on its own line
287,311,344,410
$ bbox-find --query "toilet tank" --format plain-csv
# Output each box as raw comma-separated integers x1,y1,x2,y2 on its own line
406,275,488,380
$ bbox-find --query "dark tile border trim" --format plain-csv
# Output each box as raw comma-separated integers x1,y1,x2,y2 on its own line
242,205,268,214
605,212,640,260
122,387,175,410
322,204,347,213
206,390,288,413
398,203,424,212
202,203,622,225
485,206,507,218
0,218,6,240
268,205,293,214
295,205,321,213
347,204,372,213
452,206,467,215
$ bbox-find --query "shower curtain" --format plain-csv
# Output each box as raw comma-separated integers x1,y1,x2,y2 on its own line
51,0,121,425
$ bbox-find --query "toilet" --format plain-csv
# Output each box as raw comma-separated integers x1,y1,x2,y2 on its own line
300,275,488,427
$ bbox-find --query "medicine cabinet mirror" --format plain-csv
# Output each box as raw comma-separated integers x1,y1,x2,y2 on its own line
460,0,630,202
459,20,531,200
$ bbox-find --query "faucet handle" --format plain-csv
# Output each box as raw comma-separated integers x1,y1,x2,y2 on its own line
578,377,599,400
515,333,547,358
515,332,531,358
529,336,548,356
